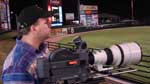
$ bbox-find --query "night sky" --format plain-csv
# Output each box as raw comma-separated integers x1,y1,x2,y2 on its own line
10,0,150,20
99,0,150,20
80,0,150,20
9,0,36,14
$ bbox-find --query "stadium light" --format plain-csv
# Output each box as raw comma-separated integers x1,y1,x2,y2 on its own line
131,0,134,20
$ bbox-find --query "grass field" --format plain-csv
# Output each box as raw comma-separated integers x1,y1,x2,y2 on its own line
60,26,150,55
60,26,150,83
0,26,150,83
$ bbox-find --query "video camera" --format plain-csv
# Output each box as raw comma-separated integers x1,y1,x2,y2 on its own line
37,36,142,84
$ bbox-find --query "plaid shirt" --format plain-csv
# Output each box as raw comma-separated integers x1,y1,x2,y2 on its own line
2,39,49,84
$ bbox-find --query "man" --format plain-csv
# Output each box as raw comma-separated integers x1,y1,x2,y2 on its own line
2,5,53,84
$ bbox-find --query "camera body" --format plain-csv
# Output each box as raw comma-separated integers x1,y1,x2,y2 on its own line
37,36,142,83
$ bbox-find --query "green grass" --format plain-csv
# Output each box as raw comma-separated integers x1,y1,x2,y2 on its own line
121,73,150,83
60,26,150,55
60,26,150,83
139,61,150,67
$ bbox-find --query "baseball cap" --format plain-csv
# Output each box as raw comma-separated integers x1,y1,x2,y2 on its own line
18,5,53,28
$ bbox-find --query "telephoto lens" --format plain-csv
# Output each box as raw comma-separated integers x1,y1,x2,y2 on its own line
91,42,142,67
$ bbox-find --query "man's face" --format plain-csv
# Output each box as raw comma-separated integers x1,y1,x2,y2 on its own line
35,18,51,40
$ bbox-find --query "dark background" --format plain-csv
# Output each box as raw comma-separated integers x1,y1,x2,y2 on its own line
9,0,150,28
10,0,150,19
80,0,150,20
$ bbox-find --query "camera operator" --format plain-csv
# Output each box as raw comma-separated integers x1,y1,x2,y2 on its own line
2,5,53,84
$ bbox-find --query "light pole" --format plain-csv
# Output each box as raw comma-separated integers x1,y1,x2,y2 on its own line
131,0,134,20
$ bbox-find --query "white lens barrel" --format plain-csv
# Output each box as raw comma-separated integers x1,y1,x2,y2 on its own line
114,42,142,66
93,42,142,67
110,45,122,66
94,50,107,65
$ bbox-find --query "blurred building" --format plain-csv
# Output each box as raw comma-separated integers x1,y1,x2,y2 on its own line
99,13,120,24
0,0,11,31
5,0,100,31
80,5,98,26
